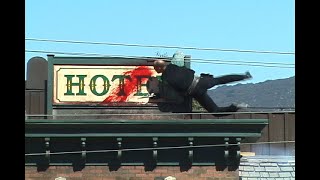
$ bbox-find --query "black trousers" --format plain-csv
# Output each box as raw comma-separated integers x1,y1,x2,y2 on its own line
192,74,248,113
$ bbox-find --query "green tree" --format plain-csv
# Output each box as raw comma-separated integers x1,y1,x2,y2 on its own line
192,100,205,111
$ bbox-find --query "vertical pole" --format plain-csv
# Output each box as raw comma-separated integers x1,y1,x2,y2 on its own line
47,55,54,118
44,80,47,119
184,55,193,112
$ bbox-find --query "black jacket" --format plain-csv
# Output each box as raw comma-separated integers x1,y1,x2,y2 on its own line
161,64,195,92
157,80,192,112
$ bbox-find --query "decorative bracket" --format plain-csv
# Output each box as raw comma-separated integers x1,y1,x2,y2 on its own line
81,138,86,164
224,137,230,160
153,137,158,164
44,137,50,163
236,138,241,160
188,137,194,164
117,138,122,161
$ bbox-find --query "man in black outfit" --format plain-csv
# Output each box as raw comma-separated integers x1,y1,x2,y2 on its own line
152,59,252,113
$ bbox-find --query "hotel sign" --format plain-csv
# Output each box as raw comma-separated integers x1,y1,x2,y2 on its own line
53,65,160,105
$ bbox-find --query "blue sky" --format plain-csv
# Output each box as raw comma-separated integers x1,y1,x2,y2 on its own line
25,0,295,84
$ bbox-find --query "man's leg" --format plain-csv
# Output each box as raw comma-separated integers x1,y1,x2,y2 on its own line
193,93,238,113
201,72,251,89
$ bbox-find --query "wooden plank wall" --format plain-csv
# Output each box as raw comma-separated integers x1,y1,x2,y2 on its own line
191,112,294,156
251,113,270,155
25,90,45,115
237,112,295,156
284,112,295,156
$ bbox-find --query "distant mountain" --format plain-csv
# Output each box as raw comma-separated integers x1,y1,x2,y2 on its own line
207,76,295,111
